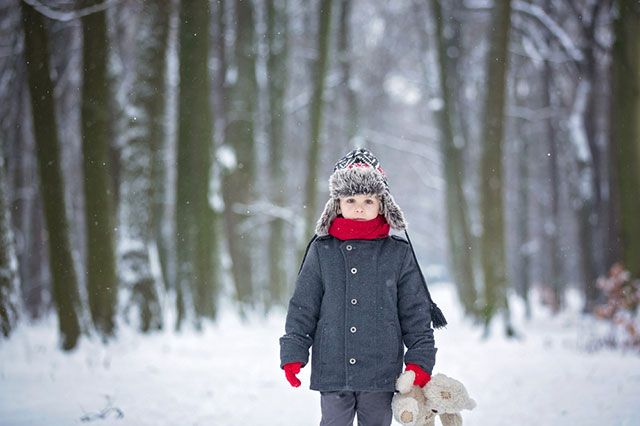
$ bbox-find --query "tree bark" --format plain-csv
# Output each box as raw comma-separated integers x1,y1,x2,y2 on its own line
177,0,219,327
576,0,608,312
118,1,169,332
542,25,563,312
222,0,258,306
266,0,289,307
82,6,118,338
611,0,640,279
337,0,358,144
479,0,514,336
22,2,82,349
430,0,478,318
303,0,333,242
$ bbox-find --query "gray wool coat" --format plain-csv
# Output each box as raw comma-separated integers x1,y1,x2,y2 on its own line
279,234,437,392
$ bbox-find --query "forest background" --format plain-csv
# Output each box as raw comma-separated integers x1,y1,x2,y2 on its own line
0,0,639,355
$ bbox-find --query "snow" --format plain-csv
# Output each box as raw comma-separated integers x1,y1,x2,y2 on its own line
1,285,639,426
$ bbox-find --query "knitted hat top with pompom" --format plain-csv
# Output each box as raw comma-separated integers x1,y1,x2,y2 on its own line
315,148,407,236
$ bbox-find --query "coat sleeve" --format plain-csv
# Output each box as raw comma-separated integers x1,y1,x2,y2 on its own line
397,245,437,374
279,242,324,368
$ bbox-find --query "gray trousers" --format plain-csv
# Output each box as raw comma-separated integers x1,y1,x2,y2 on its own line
319,391,394,426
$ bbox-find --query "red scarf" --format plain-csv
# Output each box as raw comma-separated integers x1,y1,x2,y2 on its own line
328,215,390,240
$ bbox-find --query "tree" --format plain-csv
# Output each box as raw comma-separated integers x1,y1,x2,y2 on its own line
337,0,358,144
116,1,170,332
266,0,290,307
222,0,258,306
302,0,333,242
22,2,82,349
82,6,118,337
541,6,563,312
478,0,514,335
176,0,219,327
566,0,610,312
611,0,640,279
429,0,478,318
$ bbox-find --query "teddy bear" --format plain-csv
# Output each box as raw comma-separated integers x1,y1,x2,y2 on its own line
392,370,476,426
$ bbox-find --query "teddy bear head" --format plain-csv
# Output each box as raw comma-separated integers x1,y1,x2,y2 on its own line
423,373,477,415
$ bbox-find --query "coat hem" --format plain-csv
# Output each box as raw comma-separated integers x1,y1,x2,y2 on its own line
310,383,397,393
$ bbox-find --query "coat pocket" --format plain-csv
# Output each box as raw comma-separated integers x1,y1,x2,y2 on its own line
313,324,325,372
388,321,402,365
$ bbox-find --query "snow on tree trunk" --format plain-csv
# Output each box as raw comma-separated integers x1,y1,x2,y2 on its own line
113,1,169,332
0,145,20,337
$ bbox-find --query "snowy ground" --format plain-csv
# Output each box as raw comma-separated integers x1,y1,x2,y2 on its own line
1,285,639,426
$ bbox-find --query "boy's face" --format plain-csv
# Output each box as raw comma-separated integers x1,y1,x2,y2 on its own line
338,194,380,221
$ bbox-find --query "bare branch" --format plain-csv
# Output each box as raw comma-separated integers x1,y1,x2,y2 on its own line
21,0,119,22
512,0,583,63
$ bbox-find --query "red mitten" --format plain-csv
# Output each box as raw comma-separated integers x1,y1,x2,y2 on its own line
283,362,303,387
405,363,431,388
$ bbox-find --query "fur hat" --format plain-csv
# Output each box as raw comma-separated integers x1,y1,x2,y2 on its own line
315,148,407,236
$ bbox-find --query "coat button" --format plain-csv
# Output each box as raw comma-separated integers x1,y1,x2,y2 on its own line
351,267,357,274
351,298,357,305
346,245,353,251
349,358,356,365
350,326,357,333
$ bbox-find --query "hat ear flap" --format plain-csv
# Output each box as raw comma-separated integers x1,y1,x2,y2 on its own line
315,198,339,236
380,191,407,231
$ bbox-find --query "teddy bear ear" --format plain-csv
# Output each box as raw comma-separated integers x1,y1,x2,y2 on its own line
465,398,477,411
396,370,416,394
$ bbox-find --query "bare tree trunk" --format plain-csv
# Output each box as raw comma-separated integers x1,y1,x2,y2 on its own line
266,0,289,307
611,0,640,279
515,134,531,318
302,0,333,243
222,0,258,306
82,7,118,338
176,0,219,327
578,0,609,312
13,96,48,320
430,0,478,318
573,85,600,314
147,2,173,300
117,1,170,332
479,0,514,336
337,0,358,144
22,2,82,349
511,66,531,318
542,32,563,313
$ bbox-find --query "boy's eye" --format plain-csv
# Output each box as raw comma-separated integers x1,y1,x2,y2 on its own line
346,198,354,203
365,199,374,204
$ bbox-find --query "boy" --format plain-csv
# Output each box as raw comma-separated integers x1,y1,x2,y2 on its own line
280,148,445,426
